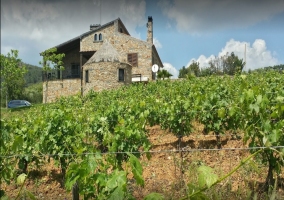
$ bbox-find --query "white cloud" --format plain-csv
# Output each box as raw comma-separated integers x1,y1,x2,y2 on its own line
1,0,146,65
153,38,162,49
29,27,44,41
187,39,279,70
158,0,284,34
162,63,179,79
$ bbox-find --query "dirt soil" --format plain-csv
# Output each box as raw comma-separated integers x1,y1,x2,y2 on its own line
2,125,284,199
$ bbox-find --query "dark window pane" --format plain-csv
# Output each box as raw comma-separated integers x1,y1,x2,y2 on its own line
118,69,124,81
71,64,80,78
85,70,89,83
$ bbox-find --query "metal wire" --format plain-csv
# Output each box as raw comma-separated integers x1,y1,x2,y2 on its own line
1,146,283,159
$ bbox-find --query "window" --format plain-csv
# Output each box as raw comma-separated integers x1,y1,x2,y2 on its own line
127,53,138,67
118,69,125,81
85,70,89,83
57,70,60,79
99,33,102,41
94,34,98,41
71,64,80,78
120,27,123,33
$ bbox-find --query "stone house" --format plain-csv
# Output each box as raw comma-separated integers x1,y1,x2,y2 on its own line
42,16,163,103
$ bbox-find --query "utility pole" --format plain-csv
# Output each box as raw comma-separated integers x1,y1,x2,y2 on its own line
99,0,101,25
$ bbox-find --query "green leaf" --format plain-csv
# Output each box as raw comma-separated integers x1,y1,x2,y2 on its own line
106,170,126,190
65,175,80,190
197,166,218,188
249,104,259,113
275,96,284,103
262,136,271,147
16,173,27,185
228,106,236,117
95,173,107,187
256,95,262,104
12,135,24,152
109,186,125,200
143,193,165,200
217,107,226,119
128,153,144,186
268,130,281,144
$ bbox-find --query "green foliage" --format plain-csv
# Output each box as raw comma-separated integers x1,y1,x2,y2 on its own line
251,64,284,73
1,70,283,198
197,166,218,188
128,153,144,186
24,63,43,85
0,49,27,107
222,52,245,75
16,173,27,185
40,47,65,72
0,61,42,107
157,69,173,80
197,52,245,77
40,47,65,103
22,82,43,104
179,61,200,78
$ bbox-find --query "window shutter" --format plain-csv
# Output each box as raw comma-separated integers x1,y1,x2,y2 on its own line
127,53,138,67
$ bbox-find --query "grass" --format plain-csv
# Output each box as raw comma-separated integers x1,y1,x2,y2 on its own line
0,103,43,119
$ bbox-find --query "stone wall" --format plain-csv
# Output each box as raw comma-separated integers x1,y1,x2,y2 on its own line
81,20,153,81
81,24,114,52
83,61,132,95
44,19,163,103
43,79,81,103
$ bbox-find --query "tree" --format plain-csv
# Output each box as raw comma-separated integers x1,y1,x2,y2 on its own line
178,66,188,78
179,61,200,78
188,61,200,77
223,52,245,75
200,67,213,77
39,48,65,103
157,69,173,80
0,50,27,108
208,56,224,75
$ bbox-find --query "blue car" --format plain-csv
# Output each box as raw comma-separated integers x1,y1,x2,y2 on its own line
8,100,32,108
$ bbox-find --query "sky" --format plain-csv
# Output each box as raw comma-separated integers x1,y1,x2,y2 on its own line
1,0,284,78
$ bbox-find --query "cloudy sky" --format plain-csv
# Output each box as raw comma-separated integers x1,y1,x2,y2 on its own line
1,0,284,78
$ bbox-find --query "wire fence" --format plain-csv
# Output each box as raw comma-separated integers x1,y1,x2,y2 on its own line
1,146,284,158
2,137,284,200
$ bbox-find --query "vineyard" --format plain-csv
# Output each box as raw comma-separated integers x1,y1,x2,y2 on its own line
1,71,284,199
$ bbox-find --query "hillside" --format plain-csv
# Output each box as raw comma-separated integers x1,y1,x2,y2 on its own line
23,62,42,85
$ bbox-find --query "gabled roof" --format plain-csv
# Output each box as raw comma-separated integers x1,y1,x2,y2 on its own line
85,40,120,64
50,18,129,53
152,45,164,68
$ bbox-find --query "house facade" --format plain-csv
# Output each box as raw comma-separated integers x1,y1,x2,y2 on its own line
42,16,163,103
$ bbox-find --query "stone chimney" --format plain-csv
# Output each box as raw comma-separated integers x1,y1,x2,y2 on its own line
90,24,101,30
147,16,153,44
